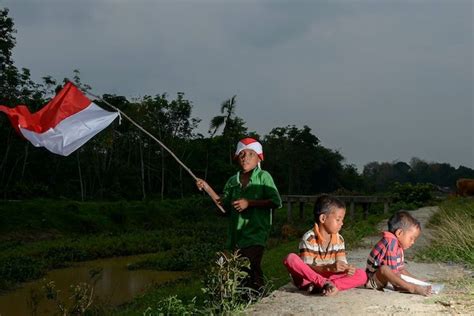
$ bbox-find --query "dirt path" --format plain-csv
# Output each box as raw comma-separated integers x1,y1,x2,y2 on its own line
247,206,474,315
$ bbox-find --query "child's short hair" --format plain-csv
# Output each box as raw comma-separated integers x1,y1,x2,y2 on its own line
388,211,421,234
313,194,345,223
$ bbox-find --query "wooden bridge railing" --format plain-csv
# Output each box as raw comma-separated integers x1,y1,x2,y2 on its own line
281,195,391,222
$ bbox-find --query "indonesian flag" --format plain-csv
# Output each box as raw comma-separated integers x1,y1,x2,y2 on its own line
0,82,118,156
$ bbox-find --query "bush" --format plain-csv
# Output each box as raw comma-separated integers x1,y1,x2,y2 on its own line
7,182,50,199
43,246,88,266
201,251,261,314
389,182,433,206
0,256,45,285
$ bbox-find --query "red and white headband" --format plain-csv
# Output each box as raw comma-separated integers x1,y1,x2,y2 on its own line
235,137,264,161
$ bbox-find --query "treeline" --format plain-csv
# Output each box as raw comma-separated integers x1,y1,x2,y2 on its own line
1,8,473,201
363,159,474,192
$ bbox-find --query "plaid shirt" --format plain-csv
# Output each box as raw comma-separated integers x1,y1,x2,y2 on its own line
366,231,405,276
299,223,347,266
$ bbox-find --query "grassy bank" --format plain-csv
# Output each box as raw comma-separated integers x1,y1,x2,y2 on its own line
0,197,392,314
417,198,474,269
0,198,226,291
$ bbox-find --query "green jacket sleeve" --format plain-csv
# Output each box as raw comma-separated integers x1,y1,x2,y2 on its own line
262,171,282,208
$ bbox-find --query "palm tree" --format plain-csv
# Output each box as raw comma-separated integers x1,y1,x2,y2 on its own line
208,95,237,137
206,95,238,169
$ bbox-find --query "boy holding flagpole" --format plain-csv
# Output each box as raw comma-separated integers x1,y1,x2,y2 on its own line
196,137,282,291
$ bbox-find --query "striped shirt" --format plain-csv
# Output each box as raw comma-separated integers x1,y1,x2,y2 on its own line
299,223,347,266
366,231,405,276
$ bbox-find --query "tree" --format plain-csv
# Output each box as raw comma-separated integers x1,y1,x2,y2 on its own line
0,8,18,104
208,95,237,137
263,125,352,195
208,95,248,167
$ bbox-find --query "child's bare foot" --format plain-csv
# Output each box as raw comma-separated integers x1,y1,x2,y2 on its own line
414,285,431,296
322,282,339,296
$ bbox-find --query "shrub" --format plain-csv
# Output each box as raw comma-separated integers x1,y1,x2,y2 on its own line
389,182,433,206
7,182,50,199
201,251,260,314
0,256,45,285
43,246,88,266
143,296,197,316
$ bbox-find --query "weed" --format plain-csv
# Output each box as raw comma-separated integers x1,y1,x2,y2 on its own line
417,199,474,268
143,296,198,316
201,251,264,314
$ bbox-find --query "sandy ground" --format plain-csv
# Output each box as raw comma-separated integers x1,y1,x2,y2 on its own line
247,207,474,315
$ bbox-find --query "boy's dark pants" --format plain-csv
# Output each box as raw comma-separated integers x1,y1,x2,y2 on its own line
239,245,264,291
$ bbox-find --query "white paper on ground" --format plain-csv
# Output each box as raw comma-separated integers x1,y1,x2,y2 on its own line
400,274,444,294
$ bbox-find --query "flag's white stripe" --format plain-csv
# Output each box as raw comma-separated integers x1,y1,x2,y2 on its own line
19,102,118,156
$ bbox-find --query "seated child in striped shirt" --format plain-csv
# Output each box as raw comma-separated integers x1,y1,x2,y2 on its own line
283,195,367,296
365,211,431,296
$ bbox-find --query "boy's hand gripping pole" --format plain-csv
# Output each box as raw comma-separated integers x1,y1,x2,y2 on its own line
201,185,226,214
86,90,226,213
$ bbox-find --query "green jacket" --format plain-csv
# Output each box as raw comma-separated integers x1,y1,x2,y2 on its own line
222,167,282,249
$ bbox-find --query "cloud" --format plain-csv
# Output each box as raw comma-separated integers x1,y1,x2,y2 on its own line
3,0,473,169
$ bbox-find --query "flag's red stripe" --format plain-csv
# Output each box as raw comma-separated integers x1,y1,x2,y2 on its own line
0,82,91,133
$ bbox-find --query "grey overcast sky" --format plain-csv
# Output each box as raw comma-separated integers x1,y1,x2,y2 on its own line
2,0,473,170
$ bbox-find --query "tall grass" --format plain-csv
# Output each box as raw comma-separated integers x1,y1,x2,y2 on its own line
417,199,474,268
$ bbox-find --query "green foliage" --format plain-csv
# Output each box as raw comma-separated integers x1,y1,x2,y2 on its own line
0,256,45,290
389,201,420,212
30,269,102,316
129,251,267,315
389,182,433,206
42,280,95,315
201,251,260,314
264,125,355,194
5,182,51,199
341,213,387,248
143,296,198,316
417,199,474,268
261,241,299,289
128,243,219,272
0,198,227,292
363,158,474,193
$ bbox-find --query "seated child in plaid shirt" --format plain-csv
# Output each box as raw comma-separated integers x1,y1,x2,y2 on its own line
283,195,367,296
366,211,431,296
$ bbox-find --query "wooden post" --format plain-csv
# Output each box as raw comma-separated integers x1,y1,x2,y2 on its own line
299,201,305,220
350,200,355,220
363,203,370,219
287,201,293,223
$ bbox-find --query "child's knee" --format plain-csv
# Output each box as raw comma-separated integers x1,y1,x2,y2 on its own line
283,253,300,266
378,265,390,275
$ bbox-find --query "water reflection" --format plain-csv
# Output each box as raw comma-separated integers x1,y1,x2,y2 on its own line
0,255,189,315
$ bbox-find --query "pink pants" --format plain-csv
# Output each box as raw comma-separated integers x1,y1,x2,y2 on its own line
283,253,367,291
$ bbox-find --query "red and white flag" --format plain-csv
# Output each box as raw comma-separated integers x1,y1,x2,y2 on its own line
0,82,118,156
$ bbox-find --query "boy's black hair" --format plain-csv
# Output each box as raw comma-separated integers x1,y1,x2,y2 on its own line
313,194,345,224
387,211,421,234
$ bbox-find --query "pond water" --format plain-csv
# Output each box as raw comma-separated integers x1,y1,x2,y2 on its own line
0,254,189,315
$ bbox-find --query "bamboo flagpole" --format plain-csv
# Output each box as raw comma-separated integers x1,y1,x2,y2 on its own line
86,90,226,213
